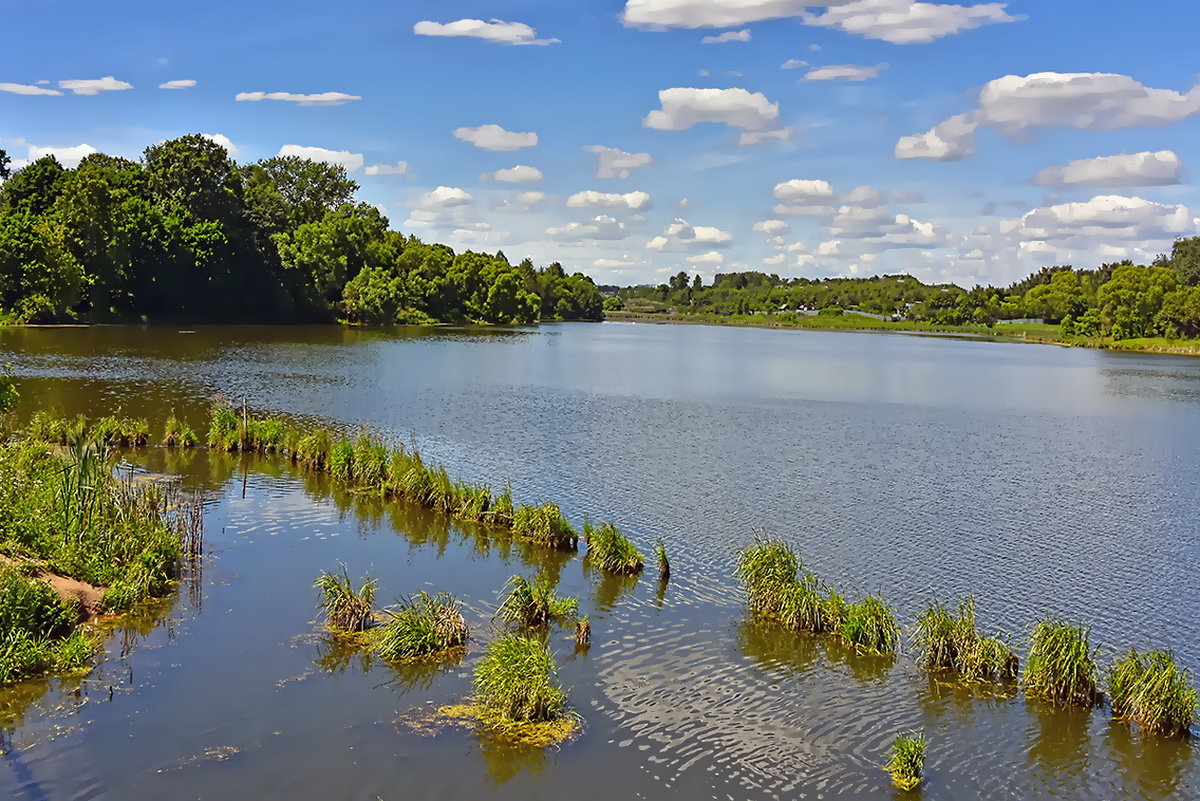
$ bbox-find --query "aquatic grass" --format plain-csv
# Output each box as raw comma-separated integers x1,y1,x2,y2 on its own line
736,538,799,616
822,587,848,631
839,594,899,655
583,520,643,575
655,540,670,581
248,417,286,452
163,409,197,448
206,398,240,450
914,596,1017,682
1107,649,1197,736
329,438,355,482
884,732,926,791
371,592,468,660
352,435,388,488
0,567,90,684
1023,619,1099,706
776,574,831,632
453,481,492,521
495,575,579,628
575,615,591,645
512,502,578,550
314,564,377,633
473,633,568,723
488,484,514,527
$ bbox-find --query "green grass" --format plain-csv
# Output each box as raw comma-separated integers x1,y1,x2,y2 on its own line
495,575,579,627
206,398,241,451
775,574,832,633
655,540,670,581
735,538,799,616
1023,619,1099,706
163,409,197,447
473,633,568,723
913,596,1018,681
1107,649,1197,736
371,592,468,660
839,595,899,655
512,502,578,550
583,520,643,575
884,732,926,791
314,564,377,633
0,566,96,684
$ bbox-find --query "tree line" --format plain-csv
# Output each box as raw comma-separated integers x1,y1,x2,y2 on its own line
0,136,602,325
611,243,1200,341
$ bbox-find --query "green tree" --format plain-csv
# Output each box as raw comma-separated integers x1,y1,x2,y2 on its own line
0,149,10,181
1,156,66,216
1167,236,1200,286
1096,264,1178,339
241,156,358,235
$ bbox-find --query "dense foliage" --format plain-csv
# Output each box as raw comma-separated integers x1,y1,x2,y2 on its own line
0,139,602,324
612,242,1200,342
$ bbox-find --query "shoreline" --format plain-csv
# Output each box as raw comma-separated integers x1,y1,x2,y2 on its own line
602,311,1200,358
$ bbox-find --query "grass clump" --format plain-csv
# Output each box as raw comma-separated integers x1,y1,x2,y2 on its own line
206,398,241,451
583,520,643,575
495,575,578,627
1022,619,1099,706
913,596,1018,682
473,633,568,723
776,575,832,633
512,502,578,550
736,538,799,616
655,540,670,581
314,564,377,633
1108,649,1197,736
0,567,97,684
884,732,926,791
839,595,899,655
371,592,468,660
163,409,197,448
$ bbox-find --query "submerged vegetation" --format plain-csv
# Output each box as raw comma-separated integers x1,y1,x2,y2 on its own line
884,732,926,791
1023,620,1100,707
1108,649,1197,736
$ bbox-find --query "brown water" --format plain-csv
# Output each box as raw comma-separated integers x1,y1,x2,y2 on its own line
0,322,1197,800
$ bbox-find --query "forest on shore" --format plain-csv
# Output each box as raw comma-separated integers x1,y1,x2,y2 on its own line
608,241,1200,344
0,137,601,325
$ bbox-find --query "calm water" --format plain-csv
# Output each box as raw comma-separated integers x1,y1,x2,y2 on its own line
0,322,1197,800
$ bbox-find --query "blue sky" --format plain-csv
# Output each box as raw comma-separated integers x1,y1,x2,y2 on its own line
3,0,1200,287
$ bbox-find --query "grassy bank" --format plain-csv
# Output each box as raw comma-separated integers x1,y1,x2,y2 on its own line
604,310,1200,357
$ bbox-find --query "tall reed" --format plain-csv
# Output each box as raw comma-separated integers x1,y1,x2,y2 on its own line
473,633,568,723
583,520,643,575
1023,619,1099,706
495,575,579,627
314,565,377,633
1107,649,1197,736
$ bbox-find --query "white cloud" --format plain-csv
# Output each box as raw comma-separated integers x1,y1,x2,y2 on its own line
547,215,630,241
644,87,779,131
404,186,477,229
1031,151,1183,188
58,76,133,95
781,59,808,70
566,190,652,212
842,185,887,207
753,219,790,235
646,218,734,251
802,63,887,82
28,143,97,168
739,127,795,146
159,79,196,90
449,225,513,248
763,254,787,266
622,0,846,29
801,1,1020,45
1003,195,1197,242
276,144,364,171
452,123,538,151
583,145,654,179
414,18,559,46
773,179,836,203
201,133,239,156
898,73,1200,160
687,251,726,265
365,161,411,176
236,91,360,106
493,191,547,213
481,164,544,183
701,28,751,43
0,82,63,96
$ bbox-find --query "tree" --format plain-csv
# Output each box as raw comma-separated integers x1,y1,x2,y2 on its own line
1,156,66,216
241,156,358,235
1096,264,1178,339
0,149,10,181
1167,236,1200,286
144,134,242,222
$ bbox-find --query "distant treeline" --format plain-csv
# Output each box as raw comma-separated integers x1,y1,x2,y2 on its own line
611,241,1200,341
0,137,601,325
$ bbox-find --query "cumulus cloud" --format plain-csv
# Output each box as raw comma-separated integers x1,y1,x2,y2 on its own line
452,124,538,151
583,145,654,179
58,76,133,95
802,63,887,82
236,91,360,106
159,79,196,90
0,82,62,96
644,87,779,131
646,218,734,251
739,127,795,146
897,72,1200,160
566,190,652,212
594,258,638,269
1002,195,1197,243
276,144,364,171
201,133,239,156
771,179,837,215
622,0,840,28
801,1,1020,44
687,251,725,265
404,186,477,229
481,165,544,183
753,219,791,235
493,191,547,213
701,28,751,43
365,161,412,176
780,59,808,69
547,215,630,242
414,18,559,45
1031,151,1183,188
28,144,97,168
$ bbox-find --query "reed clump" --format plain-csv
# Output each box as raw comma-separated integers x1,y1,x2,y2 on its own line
163,409,198,448
655,540,670,581
736,537,799,616
840,594,900,655
314,565,377,633
1107,649,1197,736
512,502,578,550
1023,619,1100,706
884,731,926,791
372,592,468,660
913,596,1018,682
495,575,579,628
583,521,643,575
473,633,568,724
